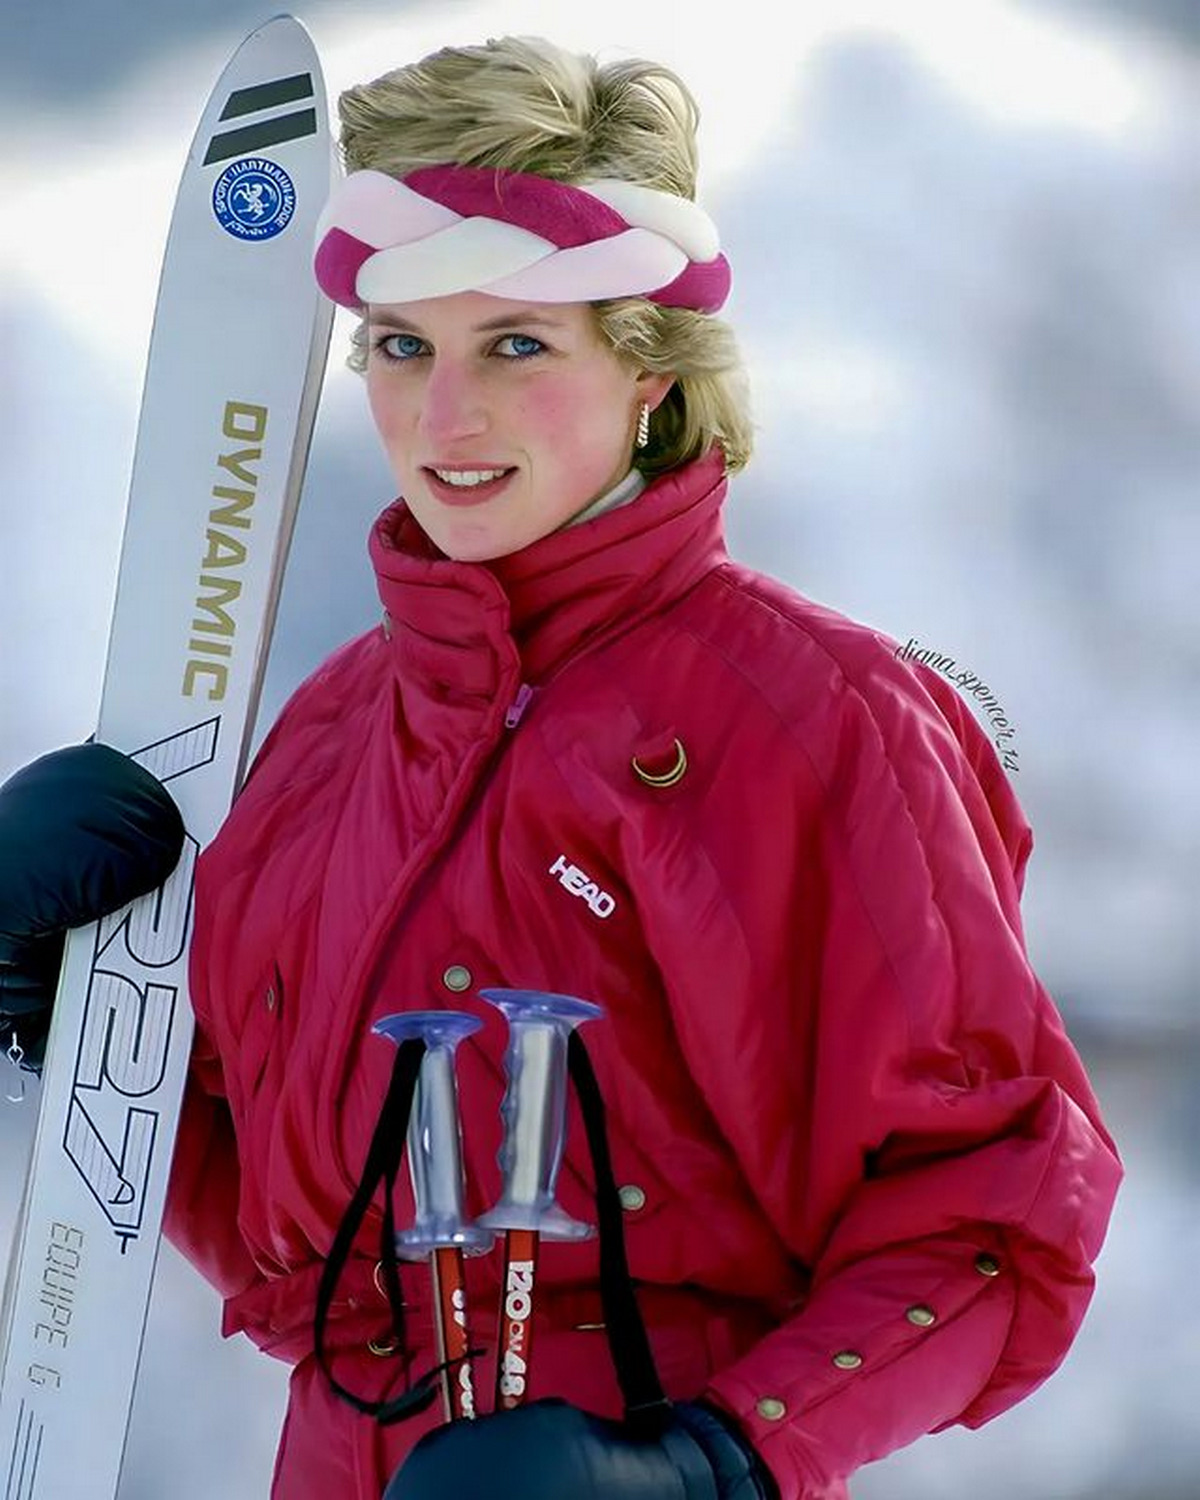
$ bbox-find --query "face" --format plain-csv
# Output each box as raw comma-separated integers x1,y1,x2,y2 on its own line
364,291,672,562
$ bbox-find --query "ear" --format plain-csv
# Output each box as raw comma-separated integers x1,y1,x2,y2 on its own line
635,369,676,413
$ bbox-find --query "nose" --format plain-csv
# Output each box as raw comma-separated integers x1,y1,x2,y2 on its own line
417,358,489,445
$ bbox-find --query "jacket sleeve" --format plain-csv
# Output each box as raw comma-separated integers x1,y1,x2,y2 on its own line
647,642,1123,1500
162,1025,260,1300
162,897,260,1301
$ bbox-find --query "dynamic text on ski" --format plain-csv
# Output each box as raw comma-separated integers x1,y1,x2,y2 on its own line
183,400,270,701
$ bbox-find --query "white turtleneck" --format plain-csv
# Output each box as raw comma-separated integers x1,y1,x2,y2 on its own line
564,467,647,529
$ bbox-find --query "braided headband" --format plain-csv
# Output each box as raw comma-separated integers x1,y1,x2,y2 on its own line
313,165,731,313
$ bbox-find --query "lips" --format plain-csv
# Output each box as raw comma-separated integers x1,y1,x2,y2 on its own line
422,466,517,507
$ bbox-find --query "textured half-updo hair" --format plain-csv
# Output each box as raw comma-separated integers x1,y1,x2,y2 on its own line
338,35,753,476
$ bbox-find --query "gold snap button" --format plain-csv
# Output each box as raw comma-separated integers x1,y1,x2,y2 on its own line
974,1253,1001,1278
832,1350,863,1370
442,965,472,993
264,986,276,1012
906,1304,936,1327
755,1397,787,1421
618,1184,646,1212
368,1336,401,1357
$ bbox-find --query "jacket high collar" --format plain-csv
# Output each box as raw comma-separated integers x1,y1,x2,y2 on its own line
368,450,730,694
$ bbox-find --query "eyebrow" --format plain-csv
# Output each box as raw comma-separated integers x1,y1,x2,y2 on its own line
367,308,568,334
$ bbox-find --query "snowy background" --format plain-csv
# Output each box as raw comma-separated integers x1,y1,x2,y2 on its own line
1,0,1197,1495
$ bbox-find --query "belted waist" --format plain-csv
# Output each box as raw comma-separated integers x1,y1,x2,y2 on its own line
224,1256,409,1363
222,1254,774,1368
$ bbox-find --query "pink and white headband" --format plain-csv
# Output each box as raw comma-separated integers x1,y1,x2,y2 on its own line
313,165,731,313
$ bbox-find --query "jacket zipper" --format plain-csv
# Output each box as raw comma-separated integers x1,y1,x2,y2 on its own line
505,682,535,728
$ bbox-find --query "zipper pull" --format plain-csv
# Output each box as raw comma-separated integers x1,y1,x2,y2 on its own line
505,683,535,729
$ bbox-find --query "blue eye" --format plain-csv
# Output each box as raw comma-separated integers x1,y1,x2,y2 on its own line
376,332,426,361
495,333,545,359
370,330,546,363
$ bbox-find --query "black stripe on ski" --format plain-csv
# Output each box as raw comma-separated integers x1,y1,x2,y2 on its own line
219,72,314,121
203,108,318,165
4,1401,41,1499
23,1424,41,1500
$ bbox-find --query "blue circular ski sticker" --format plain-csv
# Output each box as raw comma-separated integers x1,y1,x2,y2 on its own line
212,156,296,240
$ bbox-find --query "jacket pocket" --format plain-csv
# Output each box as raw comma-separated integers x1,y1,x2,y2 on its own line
243,959,285,1098
226,950,294,1129
224,889,319,1120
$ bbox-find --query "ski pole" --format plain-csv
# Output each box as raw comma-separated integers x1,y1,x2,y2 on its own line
476,989,603,1410
373,1012,494,1421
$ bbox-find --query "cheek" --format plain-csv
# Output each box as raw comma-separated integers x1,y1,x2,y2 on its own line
518,372,627,451
512,383,570,441
365,376,390,437
366,375,410,447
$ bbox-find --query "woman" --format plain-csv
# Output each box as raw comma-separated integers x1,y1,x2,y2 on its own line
3,33,1120,1500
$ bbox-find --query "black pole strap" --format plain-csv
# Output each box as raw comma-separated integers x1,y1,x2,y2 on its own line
314,1035,444,1425
567,1030,673,1440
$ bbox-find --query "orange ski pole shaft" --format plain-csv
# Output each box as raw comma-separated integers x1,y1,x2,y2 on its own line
432,1243,477,1421
495,1227,540,1409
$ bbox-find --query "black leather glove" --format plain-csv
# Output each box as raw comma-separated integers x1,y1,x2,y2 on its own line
384,1397,778,1500
0,743,185,1072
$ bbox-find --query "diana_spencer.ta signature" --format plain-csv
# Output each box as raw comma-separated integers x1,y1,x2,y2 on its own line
894,637,1021,773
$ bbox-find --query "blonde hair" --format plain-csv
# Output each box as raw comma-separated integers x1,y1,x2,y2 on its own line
338,35,753,476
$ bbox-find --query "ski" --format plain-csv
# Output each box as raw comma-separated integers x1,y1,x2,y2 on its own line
0,17,335,1495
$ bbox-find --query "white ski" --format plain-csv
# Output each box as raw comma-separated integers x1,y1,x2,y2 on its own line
0,17,335,1495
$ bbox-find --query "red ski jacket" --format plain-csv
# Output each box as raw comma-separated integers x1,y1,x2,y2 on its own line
165,450,1121,1499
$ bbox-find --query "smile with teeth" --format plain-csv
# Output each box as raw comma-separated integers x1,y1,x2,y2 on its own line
430,467,513,487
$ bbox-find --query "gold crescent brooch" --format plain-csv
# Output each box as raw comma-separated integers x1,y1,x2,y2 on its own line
631,737,688,789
